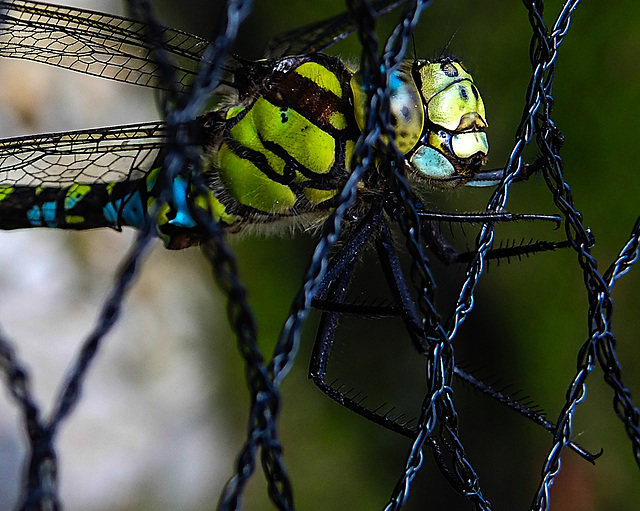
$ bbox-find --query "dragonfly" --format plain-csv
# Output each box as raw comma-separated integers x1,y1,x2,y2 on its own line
0,0,588,462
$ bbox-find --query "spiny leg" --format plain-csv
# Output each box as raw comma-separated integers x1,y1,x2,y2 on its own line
311,211,597,461
415,205,574,265
378,223,597,460
309,205,465,489
309,203,415,435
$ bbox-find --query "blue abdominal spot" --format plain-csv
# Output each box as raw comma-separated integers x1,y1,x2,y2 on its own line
28,202,57,227
103,193,145,228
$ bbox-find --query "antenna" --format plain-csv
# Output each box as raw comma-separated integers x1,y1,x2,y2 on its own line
440,26,459,58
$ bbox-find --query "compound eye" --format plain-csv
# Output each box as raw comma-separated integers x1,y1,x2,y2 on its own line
388,69,424,154
428,81,487,132
350,67,424,154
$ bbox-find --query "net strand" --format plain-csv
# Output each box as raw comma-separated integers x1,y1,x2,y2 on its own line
520,0,640,508
125,1,298,510
373,0,491,508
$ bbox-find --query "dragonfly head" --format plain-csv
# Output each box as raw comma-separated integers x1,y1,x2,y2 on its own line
351,57,490,189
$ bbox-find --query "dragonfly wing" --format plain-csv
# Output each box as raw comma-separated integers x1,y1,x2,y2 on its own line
0,122,166,187
263,0,410,58
0,0,208,92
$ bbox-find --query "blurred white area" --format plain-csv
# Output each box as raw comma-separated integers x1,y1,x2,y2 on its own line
0,1,232,510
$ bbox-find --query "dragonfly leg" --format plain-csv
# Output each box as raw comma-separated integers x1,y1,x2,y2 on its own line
312,215,599,461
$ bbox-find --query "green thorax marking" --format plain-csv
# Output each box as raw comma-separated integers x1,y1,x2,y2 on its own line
201,54,359,229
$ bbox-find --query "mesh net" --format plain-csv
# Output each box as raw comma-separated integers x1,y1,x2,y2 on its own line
0,0,639,510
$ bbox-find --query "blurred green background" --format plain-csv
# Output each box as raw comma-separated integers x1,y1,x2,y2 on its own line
1,0,639,510
151,0,640,509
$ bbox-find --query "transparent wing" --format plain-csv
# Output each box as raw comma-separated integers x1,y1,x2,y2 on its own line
264,0,410,58
0,122,167,187
0,0,208,92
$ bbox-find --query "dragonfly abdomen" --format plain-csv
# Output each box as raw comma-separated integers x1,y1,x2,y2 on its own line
0,173,223,249
0,180,146,232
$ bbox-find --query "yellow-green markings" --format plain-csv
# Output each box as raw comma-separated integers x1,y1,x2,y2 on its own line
303,187,338,206
63,184,91,224
217,143,296,213
295,62,343,97
327,111,347,130
194,189,237,226
226,105,246,120
235,98,336,175
0,185,14,201
218,91,341,214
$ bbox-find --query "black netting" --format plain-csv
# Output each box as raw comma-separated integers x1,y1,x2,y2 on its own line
0,0,638,510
